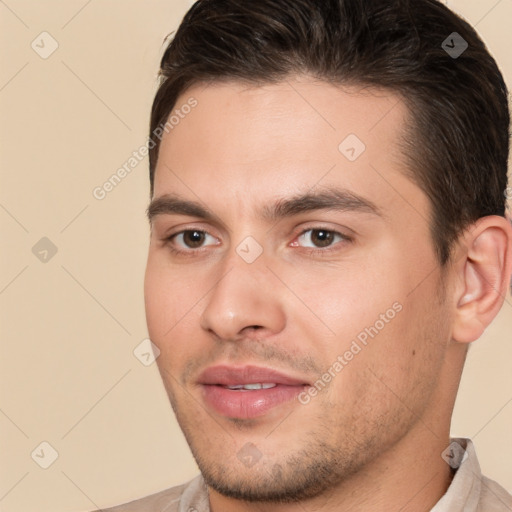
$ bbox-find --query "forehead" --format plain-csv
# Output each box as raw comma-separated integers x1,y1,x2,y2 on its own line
153,77,424,221
161,78,408,155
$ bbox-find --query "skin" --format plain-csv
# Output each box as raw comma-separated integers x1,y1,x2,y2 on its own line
144,76,512,511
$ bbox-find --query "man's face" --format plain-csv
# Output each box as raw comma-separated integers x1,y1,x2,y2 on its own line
144,78,454,501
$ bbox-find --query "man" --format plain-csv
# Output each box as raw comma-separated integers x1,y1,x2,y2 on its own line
97,0,512,510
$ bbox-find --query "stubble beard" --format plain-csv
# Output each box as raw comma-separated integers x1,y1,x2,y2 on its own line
169,392,417,504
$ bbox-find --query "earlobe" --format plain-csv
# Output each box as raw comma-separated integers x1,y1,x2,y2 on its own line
452,216,512,344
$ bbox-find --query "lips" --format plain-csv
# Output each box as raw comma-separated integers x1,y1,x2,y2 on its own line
198,365,309,387
197,365,310,419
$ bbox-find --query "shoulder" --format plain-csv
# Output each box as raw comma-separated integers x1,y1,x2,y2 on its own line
478,475,512,511
90,475,202,512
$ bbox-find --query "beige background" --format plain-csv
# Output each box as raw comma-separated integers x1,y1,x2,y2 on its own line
0,1,511,511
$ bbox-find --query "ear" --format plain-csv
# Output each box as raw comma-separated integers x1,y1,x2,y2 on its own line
452,215,512,344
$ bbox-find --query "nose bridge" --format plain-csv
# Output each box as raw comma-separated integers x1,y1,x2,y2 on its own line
199,245,286,340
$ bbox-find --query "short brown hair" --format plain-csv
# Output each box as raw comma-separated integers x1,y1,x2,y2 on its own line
149,0,510,264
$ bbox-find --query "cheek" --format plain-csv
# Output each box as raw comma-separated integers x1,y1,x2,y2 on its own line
144,256,189,346
144,253,198,327
144,259,169,337
286,257,403,348
283,247,445,391
352,280,449,410
144,256,210,377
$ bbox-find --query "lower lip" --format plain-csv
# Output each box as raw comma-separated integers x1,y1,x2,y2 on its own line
201,384,306,419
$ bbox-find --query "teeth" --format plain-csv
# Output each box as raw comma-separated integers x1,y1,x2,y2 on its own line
226,383,277,390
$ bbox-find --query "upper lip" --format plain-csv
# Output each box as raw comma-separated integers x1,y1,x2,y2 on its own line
197,365,310,386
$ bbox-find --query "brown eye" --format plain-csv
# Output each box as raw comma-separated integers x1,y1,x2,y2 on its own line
182,230,206,248
310,230,335,247
297,229,343,249
168,230,218,251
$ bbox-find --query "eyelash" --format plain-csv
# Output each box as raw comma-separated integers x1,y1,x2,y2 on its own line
162,227,352,258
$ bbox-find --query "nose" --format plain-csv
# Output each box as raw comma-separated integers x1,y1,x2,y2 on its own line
199,254,287,342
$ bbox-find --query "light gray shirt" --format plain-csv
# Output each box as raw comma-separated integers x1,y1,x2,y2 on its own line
95,438,512,511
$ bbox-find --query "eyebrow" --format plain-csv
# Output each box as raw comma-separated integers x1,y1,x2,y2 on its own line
146,188,382,225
